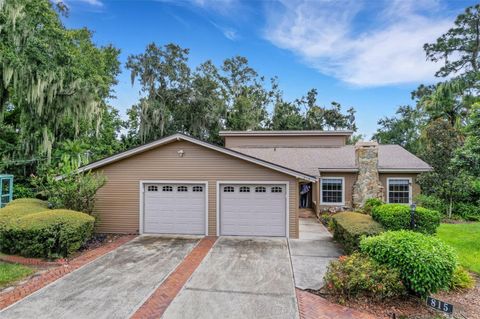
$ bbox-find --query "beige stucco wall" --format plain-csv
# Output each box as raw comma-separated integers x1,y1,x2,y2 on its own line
224,135,347,148
93,140,299,237
317,172,421,210
379,173,421,202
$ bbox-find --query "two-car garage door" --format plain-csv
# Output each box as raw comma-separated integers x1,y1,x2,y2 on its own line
143,182,287,237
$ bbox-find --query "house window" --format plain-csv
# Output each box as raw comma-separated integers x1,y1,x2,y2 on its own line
193,186,203,192
177,186,188,192
271,186,283,193
388,179,411,204
162,185,173,192
239,186,250,193
223,186,234,192
255,186,266,193
147,185,158,192
321,178,344,204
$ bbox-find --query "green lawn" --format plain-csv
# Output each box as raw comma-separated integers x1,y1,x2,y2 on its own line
0,262,33,287
437,223,480,274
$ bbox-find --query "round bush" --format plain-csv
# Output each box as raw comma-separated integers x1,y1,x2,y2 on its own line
0,199,49,224
372,204,441,234
0,209,95,259
360,230,457,296
324,253,406,301
362,198,383,214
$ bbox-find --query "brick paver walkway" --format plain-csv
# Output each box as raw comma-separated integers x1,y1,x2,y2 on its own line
131,236,217,319
296,289,376,319
0,235,136,310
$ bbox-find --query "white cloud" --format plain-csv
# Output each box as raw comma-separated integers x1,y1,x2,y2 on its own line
71,0,103,7
210,20,238,40
264,0,453,86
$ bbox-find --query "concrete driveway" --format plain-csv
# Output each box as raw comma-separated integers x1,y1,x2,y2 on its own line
162,237,299,319
0,236,200,319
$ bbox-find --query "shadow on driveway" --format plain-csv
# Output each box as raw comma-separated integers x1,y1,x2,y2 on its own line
0,236,200,319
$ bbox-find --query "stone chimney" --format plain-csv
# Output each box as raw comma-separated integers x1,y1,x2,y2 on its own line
352,141,384,208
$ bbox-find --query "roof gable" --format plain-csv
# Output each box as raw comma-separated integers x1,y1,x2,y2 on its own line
77,133,317,182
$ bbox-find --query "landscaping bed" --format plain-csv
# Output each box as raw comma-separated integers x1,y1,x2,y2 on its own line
322,205,478,319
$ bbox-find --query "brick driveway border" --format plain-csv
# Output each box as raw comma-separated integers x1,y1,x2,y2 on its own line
0,235,137,309
296,289,376,319
131,236,218,319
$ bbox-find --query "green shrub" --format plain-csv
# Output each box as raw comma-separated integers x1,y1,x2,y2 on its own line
0,199,49,224
0,209,94,259
332,212,384,253
450,267,475,290
7,198,48,208
12,184,36,200
415,195,446,215
454,202,480,220
360,230,457,296
32,171,105,215
324,253,406,301
372,204,441,234
362,198,383,214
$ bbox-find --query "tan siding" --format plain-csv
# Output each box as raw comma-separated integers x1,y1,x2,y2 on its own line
318,173,357,209
224,135,347,148
379,173,421,202
93,140,299,238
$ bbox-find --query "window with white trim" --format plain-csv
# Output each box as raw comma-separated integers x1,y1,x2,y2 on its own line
255,186,266,193
162,185,173,192
239,186,250,193
321,178,343,204
147,185,158,192
177,186,188,192
223,186,234,192
388,179,411,204
192,186,203,192
271,186,283,193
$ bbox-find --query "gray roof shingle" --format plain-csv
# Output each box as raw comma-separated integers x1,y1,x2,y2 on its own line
231,145,431,177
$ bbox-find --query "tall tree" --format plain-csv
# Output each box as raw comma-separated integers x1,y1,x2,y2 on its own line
220,56,271,131
424,4,480,80
0,0,120,174
373,105,424,153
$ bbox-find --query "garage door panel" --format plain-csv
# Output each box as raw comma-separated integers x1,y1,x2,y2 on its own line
220,184,287,237
144,183,205,235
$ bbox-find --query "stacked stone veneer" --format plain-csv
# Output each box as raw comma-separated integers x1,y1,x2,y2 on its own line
352,141,384,208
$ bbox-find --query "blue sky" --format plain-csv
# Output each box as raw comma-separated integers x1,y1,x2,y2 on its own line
62,0,476,138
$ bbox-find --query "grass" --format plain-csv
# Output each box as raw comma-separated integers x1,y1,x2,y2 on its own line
0,262,33,287
437,222,480,274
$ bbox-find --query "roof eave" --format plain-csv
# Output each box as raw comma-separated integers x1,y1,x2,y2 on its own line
74,133,317,182
378,168,433,173
219,130,354,137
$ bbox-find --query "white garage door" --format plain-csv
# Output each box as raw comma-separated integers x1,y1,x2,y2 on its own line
220,184,287,237
143,183,206,235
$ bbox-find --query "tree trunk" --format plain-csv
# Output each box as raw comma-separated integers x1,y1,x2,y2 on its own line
448,197,453,219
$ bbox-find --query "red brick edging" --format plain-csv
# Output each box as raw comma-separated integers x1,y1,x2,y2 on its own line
131,236,218,319
296,289,376,319
0,235,136,310
0,254,66,267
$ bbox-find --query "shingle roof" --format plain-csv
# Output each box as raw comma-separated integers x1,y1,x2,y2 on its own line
231,145,432,177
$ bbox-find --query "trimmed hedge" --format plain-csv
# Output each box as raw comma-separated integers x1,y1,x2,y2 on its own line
0,209,94,259
332,212,384,253
372,204,441,234
0,198,95,259
0,199,49,224
360,230,457,296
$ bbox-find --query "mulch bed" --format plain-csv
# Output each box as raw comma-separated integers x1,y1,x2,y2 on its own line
314,275,479,319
